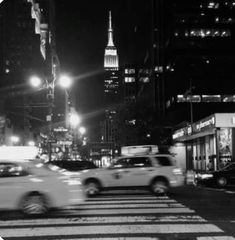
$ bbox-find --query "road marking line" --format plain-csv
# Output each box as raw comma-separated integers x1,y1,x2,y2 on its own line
198,236,235,240
0,224,223,237
0,215,206,226
83,199,177,204
65,238,159,240
88,196,170,201
70,203,185,209
56,207,195,215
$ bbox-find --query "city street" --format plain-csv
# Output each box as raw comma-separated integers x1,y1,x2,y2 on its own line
0,185,235,240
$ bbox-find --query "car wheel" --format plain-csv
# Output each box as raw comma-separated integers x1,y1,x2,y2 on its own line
151,179,168,195
85,180,100,197
217,177,227,188
21,193,48,215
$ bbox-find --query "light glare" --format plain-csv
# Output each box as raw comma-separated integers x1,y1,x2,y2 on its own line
30,76,42,88
59,75,72,88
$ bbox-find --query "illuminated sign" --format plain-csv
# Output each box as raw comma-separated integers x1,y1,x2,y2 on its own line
172,129,185,140
195,116,215,131
172,125,192,140
53,127,68,132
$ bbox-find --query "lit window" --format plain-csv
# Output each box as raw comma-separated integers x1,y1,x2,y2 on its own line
124,68,135,74
191,95,201,102
125,77,135,83
155,66,163,72
222,95,235,102
208,2,219,8
202,95,221,102
177,95,187,103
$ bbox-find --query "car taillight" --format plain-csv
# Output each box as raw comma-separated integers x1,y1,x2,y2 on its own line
172,168,183,175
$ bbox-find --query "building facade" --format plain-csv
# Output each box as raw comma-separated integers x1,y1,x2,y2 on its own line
163,0,235,125
173,113,235,172
0,0,44,145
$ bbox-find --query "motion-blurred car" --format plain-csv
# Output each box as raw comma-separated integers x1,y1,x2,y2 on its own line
49,160,98,172
79,154,185,197
0,159,84,215
196,162,235,188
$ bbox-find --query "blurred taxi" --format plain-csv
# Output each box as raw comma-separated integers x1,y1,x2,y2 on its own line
79,154,185,197
0,159,85,215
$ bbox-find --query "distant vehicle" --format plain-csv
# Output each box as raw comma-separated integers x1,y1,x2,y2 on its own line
79,154,185,197
49,160,98,172
196,162,235,188
0,159,84,215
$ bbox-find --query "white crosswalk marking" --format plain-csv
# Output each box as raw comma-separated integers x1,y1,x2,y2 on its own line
0,193,234,239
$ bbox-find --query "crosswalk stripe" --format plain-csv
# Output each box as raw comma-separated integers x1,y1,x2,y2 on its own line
82,199,177,204
198,237,235,240
0,215,207,227
0,193,233,240
56,207,195,215
88,196,170,201
68,203,185,209
0,224,223,238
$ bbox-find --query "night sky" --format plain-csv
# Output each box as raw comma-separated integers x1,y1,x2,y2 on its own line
55,0,150,118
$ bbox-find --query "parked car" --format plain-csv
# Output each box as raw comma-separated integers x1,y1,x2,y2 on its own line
49,160,98,172
196,162,235,188
0,159,85,215
79,154,185,197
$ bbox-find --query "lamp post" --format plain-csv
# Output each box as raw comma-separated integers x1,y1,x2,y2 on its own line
29,73,73,161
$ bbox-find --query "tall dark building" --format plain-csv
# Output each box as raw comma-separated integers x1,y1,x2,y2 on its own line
102,11,119,143
0,0,44,144
162,0,235,125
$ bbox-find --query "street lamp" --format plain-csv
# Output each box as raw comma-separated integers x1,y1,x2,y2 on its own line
58,74,72,89
30,76,42,88
69,112,81,128
79,126,86,135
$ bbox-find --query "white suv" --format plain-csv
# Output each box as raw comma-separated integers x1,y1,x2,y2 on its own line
80,154,185,196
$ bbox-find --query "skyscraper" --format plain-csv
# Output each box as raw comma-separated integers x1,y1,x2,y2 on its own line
102,11,119,143
0,0,44,144
163,0,235,125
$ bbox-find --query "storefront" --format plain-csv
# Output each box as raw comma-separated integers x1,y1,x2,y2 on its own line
172,113,235,172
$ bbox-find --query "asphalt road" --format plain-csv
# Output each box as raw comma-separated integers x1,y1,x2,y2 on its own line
172,184,235,237
0,185,235,240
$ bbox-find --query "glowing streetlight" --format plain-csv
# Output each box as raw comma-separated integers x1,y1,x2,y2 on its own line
69,113,81,128
58,75,72,89
79,126,86,135
30,76,42,88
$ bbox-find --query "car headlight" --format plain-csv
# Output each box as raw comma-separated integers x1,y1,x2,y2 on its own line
200,174,213,179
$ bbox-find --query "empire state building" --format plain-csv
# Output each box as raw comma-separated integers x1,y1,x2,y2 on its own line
103,11,120,143
104,11,119,106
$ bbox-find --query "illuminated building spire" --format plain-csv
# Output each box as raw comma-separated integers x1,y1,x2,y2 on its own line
104,11,119,69
107,11,114,47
